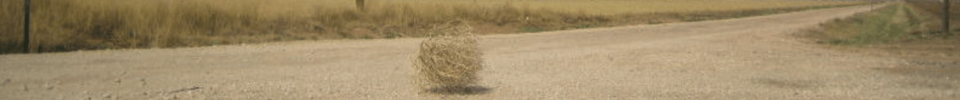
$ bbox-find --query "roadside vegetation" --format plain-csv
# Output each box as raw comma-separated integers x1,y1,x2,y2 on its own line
809,3,918,45
806,2,959,61
0,0,862,54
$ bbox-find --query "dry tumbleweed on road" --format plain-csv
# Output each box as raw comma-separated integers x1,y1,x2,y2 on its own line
414,20,486,94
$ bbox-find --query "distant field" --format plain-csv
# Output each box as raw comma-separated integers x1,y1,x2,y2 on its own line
0,0,863,54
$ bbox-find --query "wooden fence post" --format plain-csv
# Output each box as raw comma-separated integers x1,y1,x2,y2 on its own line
23,0,30,53
945,0,951,34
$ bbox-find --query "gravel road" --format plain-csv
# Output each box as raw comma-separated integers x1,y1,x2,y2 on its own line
2,4,957,100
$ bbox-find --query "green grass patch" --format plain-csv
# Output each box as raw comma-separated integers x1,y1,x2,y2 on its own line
817,4,923,45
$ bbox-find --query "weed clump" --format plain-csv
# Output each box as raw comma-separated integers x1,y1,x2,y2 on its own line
413,20,483,93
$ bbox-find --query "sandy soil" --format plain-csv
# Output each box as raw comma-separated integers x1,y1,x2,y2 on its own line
1,4,957,100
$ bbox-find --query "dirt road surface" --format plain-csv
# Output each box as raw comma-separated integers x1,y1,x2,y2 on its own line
2,4,958,100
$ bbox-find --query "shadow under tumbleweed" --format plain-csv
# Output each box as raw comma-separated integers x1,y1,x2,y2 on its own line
425,86,491,95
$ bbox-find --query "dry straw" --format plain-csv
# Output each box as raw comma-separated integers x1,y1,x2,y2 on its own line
413,20,483,93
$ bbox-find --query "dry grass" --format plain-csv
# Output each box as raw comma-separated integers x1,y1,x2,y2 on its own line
906,0,960,35
1,0,277,53
413,21,483,94
0,0,863,54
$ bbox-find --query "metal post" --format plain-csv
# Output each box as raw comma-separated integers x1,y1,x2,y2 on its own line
945,0,951,34
23,0,30,53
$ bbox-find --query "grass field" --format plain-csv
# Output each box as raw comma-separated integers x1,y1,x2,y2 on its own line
0,0,862,54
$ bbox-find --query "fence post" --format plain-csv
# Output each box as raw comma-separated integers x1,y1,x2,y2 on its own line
23,0,30,53
945,0,951,34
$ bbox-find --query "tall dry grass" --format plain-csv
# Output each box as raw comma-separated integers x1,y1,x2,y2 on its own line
2,0,280,53
0,0,863,54
906,0,960,35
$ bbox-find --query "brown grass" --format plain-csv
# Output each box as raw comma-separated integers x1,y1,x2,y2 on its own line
906,0,960,35
1,0,277,53
413,20,483,93
0,0,863,54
